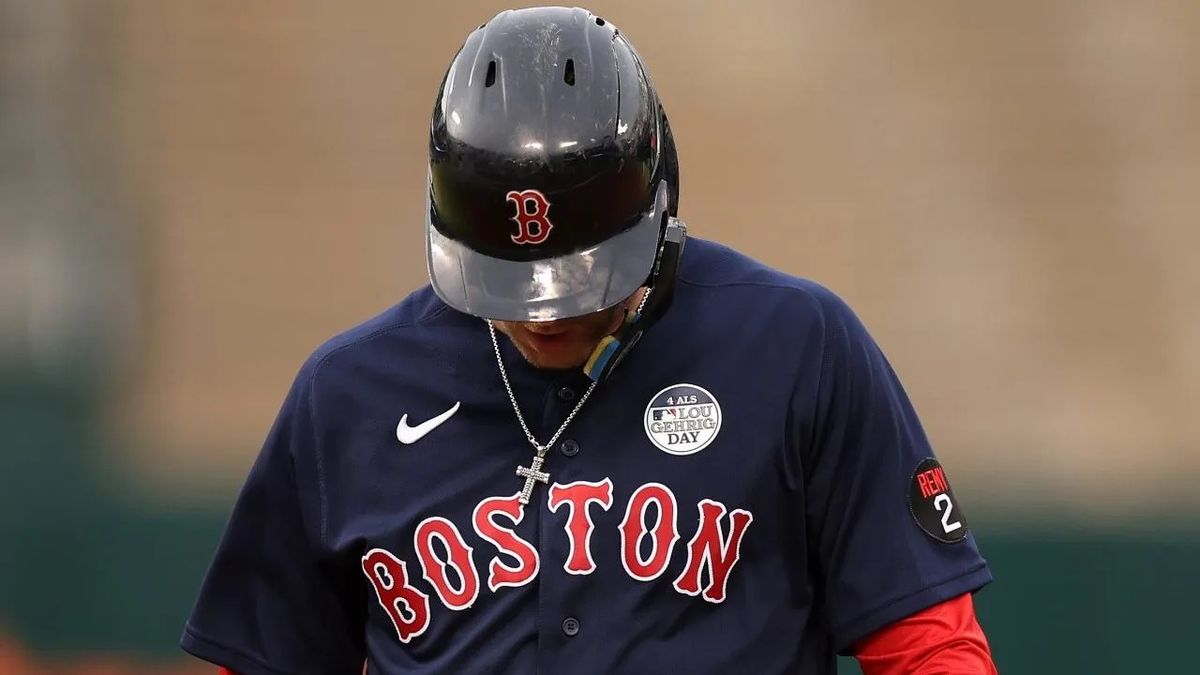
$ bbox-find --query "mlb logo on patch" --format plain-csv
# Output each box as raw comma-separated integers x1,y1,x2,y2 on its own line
643,384,722,455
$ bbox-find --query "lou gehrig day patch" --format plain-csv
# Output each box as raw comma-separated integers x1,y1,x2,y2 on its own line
908,458,969,543
643,383,722,455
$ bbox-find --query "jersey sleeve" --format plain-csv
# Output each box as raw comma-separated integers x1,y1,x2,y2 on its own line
181,362,365,674
800,288,992,653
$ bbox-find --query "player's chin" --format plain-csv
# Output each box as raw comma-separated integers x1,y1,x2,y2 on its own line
527,349,592,371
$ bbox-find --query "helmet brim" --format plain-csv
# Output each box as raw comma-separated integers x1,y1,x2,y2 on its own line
427,182,669,322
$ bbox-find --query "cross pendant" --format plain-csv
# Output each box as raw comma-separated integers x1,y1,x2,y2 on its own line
515,453,551,505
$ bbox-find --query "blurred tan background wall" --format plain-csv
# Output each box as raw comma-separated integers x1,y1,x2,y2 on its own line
102,0,1200,514
2,1,1198,672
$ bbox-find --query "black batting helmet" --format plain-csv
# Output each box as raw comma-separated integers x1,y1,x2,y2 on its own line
425,6,680,322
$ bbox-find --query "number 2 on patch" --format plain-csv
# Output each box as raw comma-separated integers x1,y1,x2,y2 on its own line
933,494,963,534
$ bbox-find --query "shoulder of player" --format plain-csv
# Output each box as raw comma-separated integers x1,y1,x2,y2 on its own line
290,285,462,391
678,237,856,326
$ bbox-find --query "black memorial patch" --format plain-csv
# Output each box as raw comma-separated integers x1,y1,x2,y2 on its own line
908,458,969,543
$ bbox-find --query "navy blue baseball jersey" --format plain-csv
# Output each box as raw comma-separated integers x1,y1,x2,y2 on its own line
182,238,991,674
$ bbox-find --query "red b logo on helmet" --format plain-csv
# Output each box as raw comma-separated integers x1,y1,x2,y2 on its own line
506,189,554,245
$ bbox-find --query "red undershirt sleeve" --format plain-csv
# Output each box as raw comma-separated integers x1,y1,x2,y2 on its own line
853,593,998,675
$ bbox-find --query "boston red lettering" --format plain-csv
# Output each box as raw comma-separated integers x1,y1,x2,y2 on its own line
364,478,754,645
547,479,614,575
471,493,540,591
618,482,681,581
672,499,754,603
413,517,480,611
361,548,431,643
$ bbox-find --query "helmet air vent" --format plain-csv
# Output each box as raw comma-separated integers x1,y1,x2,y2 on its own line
564,59,575,86
485,60,497,88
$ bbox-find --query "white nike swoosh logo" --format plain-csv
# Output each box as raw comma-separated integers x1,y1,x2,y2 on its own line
396,401,461,444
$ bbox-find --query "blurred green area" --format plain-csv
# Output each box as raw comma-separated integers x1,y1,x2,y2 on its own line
2,367,1196,674
0,368,224,657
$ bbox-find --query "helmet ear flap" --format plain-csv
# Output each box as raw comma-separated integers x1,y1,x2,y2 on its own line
585,216,686,382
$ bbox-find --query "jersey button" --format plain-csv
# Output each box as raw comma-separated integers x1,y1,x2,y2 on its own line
561,616,581,637
557,386,577,401
560,439,580,457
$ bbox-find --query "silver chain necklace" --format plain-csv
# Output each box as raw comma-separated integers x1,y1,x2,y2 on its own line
488,320,598,504
487,290,646,505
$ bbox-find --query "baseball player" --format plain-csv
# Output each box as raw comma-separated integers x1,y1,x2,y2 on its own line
182,7,996,674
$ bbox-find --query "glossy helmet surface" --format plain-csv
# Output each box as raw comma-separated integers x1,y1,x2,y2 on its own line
426,6,679,321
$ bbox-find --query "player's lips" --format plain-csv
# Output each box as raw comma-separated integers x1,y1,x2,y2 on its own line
522,329,573,354
515,324,596,361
